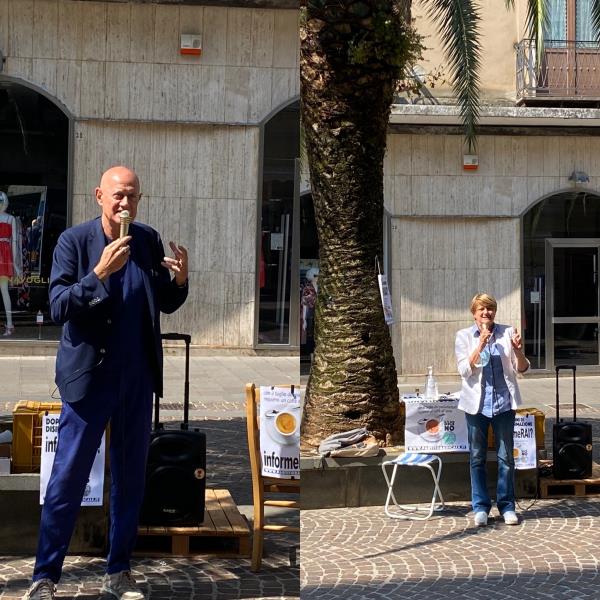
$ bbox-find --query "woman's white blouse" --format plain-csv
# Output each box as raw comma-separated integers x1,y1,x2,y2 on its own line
455,323,529,415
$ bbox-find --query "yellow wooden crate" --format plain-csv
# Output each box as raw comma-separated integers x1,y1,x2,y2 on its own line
12,401,62,473
488,407,546,450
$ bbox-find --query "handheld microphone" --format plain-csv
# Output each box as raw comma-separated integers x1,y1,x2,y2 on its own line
481,322,490,339
479,322,492,367
119,210,132,238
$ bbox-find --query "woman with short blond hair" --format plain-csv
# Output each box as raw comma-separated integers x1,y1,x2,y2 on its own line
455,293,529,527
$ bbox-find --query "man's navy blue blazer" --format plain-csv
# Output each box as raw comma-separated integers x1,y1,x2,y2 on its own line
49,217,188,403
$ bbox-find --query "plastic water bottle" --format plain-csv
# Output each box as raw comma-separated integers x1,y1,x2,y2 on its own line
424,366,438,400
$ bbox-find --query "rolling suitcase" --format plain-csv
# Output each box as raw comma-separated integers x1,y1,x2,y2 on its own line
140,333,206,525
552,365,593,480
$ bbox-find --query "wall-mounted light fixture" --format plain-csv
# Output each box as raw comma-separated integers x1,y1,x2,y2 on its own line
568,170,590,184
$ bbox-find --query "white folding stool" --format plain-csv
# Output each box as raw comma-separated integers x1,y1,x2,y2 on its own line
381,452,445,520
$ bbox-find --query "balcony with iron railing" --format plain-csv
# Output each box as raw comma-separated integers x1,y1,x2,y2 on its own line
516,38,600,104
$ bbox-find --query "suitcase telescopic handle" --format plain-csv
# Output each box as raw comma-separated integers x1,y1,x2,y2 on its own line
555,364,577,422
154,333,191,430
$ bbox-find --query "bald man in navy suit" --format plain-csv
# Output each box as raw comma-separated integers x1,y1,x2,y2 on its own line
24,166,188,600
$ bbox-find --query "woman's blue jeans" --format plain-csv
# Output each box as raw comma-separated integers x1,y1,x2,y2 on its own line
465,409,516,515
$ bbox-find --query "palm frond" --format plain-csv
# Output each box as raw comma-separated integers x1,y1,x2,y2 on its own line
426,0,482,151
524,0,549,62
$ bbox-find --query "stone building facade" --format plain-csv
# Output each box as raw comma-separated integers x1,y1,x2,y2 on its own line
385,1,600,375
0,0,299,349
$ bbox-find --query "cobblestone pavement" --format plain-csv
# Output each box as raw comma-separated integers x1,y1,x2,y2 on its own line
5,357,600,599
0,355,300,600
1,548,299,600
299,372,600,600
301,498,600,600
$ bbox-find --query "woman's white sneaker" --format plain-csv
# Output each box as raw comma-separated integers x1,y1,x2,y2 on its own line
473,511,488,527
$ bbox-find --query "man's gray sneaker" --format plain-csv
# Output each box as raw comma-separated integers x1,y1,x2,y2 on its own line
102,570,145,600
23,579,56,600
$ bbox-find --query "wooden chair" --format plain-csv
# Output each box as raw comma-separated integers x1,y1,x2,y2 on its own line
245,383,300,571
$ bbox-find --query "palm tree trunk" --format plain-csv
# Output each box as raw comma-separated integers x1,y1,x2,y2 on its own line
300,0,415,447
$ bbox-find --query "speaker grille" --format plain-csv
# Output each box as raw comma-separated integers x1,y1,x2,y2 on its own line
553,421,593,480
141,430,206,526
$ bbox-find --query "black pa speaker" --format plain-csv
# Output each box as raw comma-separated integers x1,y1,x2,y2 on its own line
140,429,207,526
552,365,593,480
140,333,207,526
553,422,593,480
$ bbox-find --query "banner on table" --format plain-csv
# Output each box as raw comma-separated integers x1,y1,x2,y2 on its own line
404,396,469,453
259,386,301,479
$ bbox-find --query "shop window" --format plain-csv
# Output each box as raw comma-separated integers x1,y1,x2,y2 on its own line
0,81,68,340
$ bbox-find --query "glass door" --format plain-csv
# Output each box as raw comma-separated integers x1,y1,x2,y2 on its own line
546,239,600,366
256,101,300,347
257,160,295,345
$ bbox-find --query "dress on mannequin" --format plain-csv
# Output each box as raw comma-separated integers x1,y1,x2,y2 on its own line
0,192,23,336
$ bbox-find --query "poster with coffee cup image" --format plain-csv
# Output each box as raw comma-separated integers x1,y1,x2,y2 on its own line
260,386,301,479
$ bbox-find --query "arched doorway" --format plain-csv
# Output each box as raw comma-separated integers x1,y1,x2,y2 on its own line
523,190,600,369
0,78,69,341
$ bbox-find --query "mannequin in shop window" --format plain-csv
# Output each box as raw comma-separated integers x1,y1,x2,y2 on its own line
301,267,319,355
0,192,23,336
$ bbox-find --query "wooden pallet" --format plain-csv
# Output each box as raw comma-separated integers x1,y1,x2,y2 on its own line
136,488,251,557
539,462,600,499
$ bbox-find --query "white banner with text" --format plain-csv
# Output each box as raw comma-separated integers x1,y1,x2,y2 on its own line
404,396,469,453
40,413,105,506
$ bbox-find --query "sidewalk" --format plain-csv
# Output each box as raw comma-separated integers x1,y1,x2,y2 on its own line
0,355,300,600
399,372,600,414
